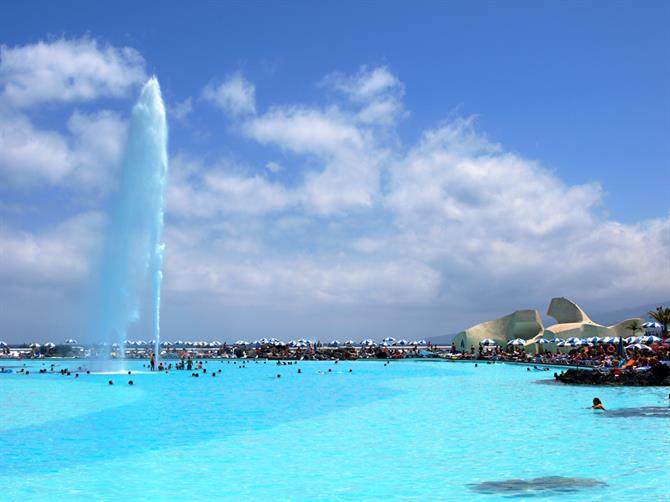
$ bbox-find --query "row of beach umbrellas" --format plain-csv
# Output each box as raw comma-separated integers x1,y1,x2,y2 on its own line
120,338,432,349
231,338,428,348
0,339,79,349
1,338,432,350
480,334,665,350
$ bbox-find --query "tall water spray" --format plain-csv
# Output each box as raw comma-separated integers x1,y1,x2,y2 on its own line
97,78,168,360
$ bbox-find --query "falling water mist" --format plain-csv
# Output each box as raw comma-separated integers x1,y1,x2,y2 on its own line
96,77,168,364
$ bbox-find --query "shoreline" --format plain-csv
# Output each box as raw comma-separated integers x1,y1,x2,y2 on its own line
5,357,669,387
0,356,600,371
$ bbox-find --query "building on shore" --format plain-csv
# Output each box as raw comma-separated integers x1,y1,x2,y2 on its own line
452,297,645,352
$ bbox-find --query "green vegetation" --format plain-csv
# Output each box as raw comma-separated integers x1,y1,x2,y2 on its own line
647,306,670,333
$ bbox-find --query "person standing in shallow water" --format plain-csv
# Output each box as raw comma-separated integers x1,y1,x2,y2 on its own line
150,353,156,371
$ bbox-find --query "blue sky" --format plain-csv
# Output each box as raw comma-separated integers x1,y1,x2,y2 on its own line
1,1,668,343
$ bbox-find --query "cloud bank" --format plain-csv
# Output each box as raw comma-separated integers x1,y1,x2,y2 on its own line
1,42,668,342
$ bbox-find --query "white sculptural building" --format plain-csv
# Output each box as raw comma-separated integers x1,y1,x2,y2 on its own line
452,297,645,352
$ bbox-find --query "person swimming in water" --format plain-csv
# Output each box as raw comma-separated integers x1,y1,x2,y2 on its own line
592,397,605,410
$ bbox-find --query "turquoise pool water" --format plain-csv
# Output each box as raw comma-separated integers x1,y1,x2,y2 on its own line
1,360,668,501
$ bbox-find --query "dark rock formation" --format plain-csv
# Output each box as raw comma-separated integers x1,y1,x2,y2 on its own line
555,363,670,386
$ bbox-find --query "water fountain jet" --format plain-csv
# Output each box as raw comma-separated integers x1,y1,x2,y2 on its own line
96,77,168,365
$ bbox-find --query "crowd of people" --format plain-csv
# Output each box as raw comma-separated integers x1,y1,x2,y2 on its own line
442,339,670,374
3,335,669,378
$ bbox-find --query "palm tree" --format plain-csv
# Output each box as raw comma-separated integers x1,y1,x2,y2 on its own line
619,320,642,358
647,306,670,335
627,319,643,335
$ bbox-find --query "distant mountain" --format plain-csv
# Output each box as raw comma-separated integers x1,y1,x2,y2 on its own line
591,301,669,326
426,333,459,345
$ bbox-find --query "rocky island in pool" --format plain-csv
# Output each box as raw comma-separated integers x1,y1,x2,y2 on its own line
555,363,670,386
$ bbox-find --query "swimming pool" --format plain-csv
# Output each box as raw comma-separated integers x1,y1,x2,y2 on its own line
1,360,668,500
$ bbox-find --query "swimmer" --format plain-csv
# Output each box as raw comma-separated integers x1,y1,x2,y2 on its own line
349,369,352,373
128,371,132,375
277,374,281,378
108,380,113,385
298,368,302,374
128,380,134,385
592,397,605,410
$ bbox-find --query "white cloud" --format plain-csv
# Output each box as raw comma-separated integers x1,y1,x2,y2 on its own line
0,113,71,184
357,97,404,126
204,171,289,213
170,97,193,121
0,38,135,188
0,38,145,108
265,161,283,173
352,237,386,253
244,106,364,155
67,110,127,187
387,118,601,237
0,212,102,285
383,117,670,310
164,244,440,305
0,109,126,187
167,154,290,218
202,72,256,116
237,68,408,214
243,106,383,214
322,66,405,126
323,66,402,102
